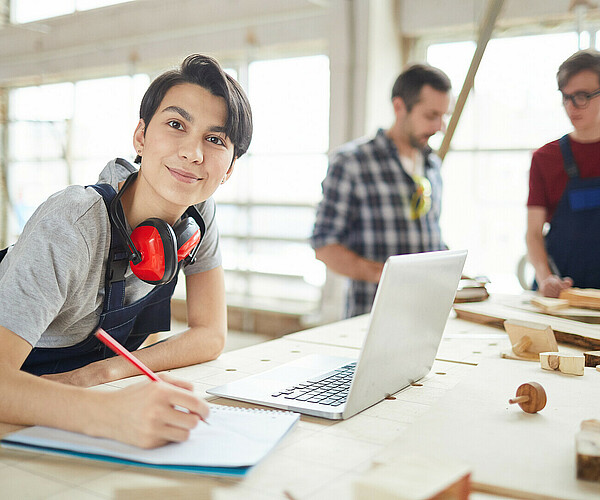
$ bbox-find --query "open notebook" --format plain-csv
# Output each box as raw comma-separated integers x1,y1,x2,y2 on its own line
0,405,299,477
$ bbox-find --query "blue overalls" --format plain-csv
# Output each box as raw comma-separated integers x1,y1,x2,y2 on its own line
4,182,177,376
544,134,600,288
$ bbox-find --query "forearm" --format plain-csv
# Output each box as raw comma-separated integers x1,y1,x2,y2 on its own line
0,361,209,448
57,267,229,387
525,216,573,297
526,230,552,283
71,324,226,386
0,361,103,434
315,244,384,283
124,325,225,374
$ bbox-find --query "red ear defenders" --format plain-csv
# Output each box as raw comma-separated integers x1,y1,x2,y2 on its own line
109,172,206,285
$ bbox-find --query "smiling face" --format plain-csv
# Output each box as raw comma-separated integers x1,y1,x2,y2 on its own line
133,83,235,221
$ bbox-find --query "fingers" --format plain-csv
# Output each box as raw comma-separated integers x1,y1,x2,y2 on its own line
540,277,560,297
140,379,209,436
158,372,194,391
540,275,572,298
165,382,210,421
157,373,210,420
105,377,210,448
158,423,193,444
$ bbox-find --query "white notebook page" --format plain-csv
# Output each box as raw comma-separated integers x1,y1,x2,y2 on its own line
2,405,299,468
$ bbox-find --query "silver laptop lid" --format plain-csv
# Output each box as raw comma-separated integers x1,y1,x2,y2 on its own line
343,249,467,418
207,249,466,420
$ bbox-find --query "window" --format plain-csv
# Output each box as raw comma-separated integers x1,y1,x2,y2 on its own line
427,32,578,292
10,0,134,24
215,55,330,314
5,54,330,317
6,74,148,240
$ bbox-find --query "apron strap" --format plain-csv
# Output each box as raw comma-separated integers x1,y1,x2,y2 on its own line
88,182,129,311
558,134,580,179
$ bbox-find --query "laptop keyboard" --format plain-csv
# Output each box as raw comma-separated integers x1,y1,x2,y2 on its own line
271,362,356,406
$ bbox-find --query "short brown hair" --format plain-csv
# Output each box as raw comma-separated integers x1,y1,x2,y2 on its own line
557,50,600,90
136,54,252,163
391,63,451,112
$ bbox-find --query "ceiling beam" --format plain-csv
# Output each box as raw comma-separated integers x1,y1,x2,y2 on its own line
438,0,505,161
0,0,328,87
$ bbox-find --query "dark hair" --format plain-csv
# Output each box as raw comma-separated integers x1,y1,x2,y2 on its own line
391,63,451,112
557,49,600,90
136,54,253,163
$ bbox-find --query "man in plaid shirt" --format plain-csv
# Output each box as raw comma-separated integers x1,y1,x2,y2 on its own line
311,64,452,318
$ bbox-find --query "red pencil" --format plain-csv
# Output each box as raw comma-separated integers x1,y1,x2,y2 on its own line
95,327,208,424
96,328,160,381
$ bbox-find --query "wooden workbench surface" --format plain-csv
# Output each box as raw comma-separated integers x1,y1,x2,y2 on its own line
0,301,597,499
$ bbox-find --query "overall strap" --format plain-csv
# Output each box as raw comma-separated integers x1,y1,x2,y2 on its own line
88,182,129,311
558,134,580,179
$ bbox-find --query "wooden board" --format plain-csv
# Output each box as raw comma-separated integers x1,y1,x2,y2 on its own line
454,299,600,350
492,294,600,324
517,302,600,324
560,289,600,310
374,356,600,499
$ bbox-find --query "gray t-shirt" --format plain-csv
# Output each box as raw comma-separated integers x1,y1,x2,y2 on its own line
0,159,221,348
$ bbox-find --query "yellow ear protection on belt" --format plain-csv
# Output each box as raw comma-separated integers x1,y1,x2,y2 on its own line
108,172,206,285
410,175,432,220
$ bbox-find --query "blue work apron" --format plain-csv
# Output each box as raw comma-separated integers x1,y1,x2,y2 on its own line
11,182,177,375
544,134,600,289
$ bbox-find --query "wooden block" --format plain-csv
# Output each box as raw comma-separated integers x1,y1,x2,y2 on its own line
531,296,570,313
583,351,600,368
503,319,558,360
540,352,585,376
559,288,600,310
353,454,471,500
576,419,600,482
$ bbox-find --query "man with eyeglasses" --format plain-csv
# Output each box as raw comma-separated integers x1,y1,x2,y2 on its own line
527,50,600,297
311,64,452,318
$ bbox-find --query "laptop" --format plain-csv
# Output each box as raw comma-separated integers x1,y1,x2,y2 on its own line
208,249,467,419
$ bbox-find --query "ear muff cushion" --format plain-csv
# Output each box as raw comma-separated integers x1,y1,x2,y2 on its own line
173,217,201,261
130,219,178,284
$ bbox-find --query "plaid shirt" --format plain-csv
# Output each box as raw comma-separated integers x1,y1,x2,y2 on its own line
311,129,446,317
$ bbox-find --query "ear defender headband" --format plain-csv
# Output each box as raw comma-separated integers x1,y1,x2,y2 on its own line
108,172,206,285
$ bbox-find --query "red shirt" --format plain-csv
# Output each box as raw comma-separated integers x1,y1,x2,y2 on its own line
527,136,600,221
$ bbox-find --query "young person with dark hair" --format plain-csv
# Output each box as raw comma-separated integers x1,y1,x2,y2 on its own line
311,63,452,317
0,54,253,447
527,50,600,297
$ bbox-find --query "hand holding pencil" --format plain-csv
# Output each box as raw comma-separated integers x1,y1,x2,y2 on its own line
95,328,210,446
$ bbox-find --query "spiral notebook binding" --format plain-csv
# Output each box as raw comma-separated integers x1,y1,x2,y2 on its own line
210,404,295,416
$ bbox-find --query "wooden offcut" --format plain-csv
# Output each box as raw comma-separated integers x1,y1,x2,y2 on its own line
559,288,600,310
530,296,570,313
576,419,600,482
503,319,558,361
353,454,471,500
583,350,600,368
540,352,585,376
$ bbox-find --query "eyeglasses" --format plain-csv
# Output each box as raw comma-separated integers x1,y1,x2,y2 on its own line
410,175,432,220
561,88,600,109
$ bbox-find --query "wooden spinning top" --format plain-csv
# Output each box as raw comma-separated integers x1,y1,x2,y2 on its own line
508,382,547,413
